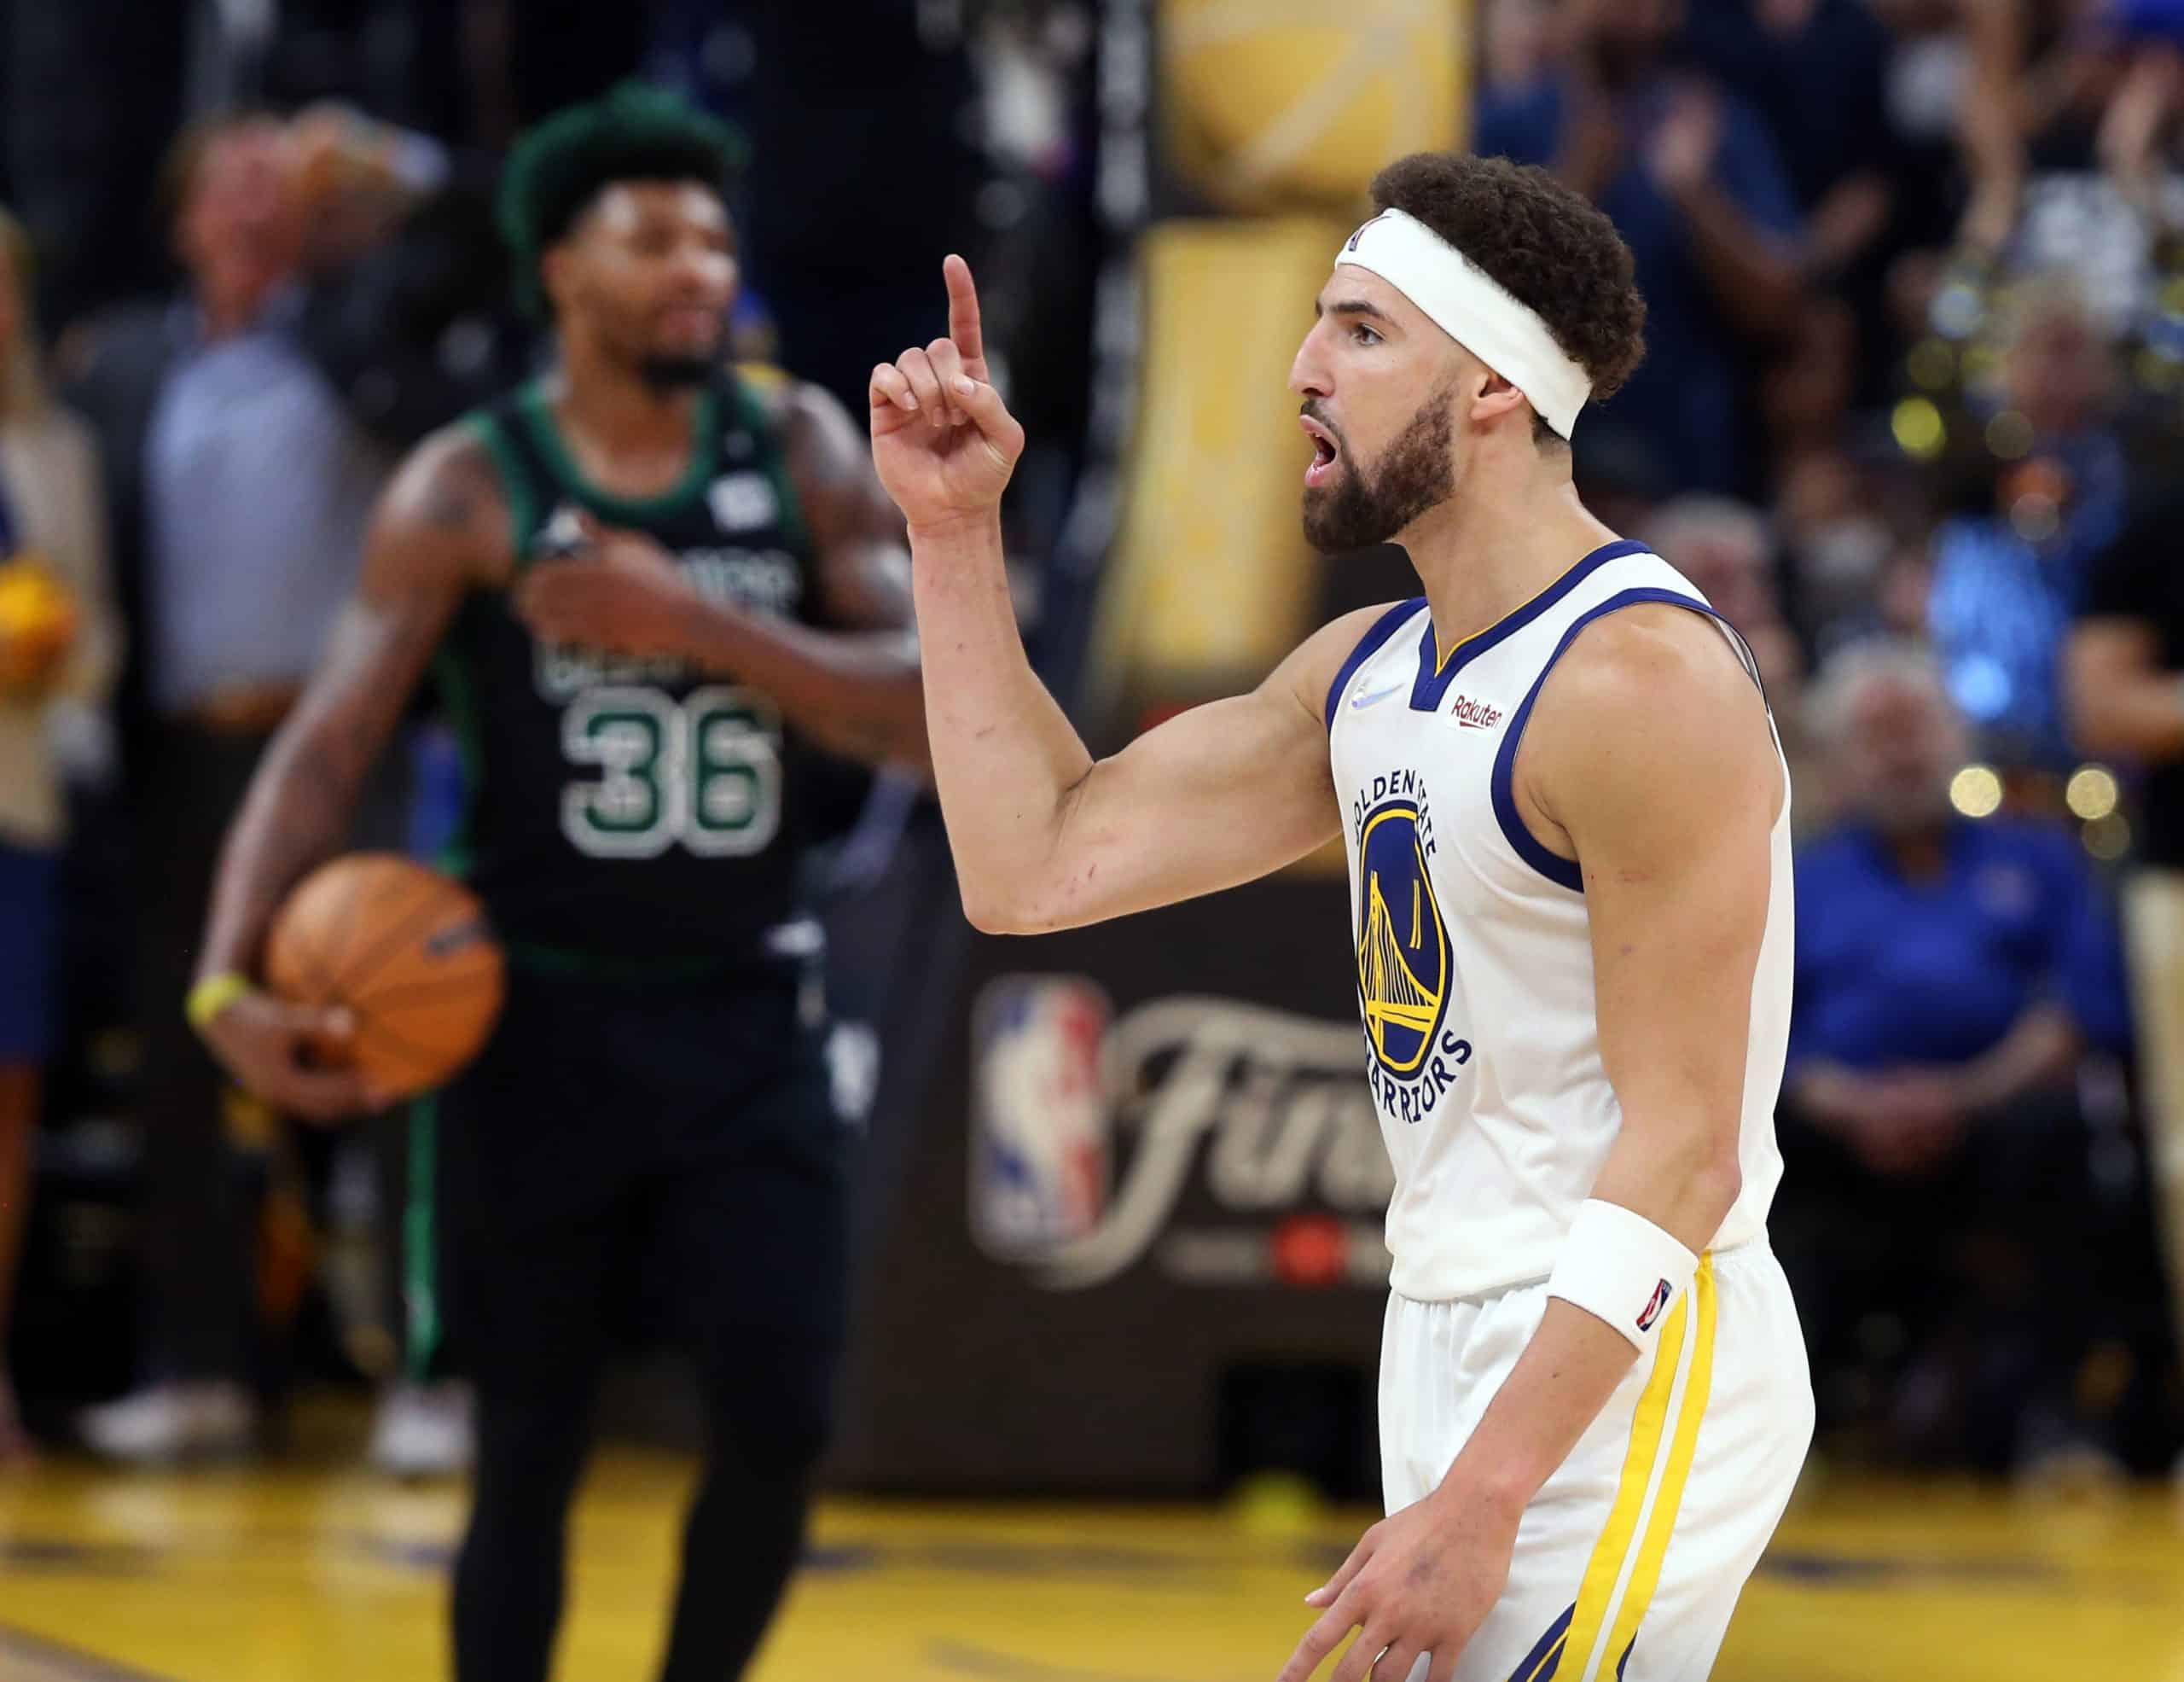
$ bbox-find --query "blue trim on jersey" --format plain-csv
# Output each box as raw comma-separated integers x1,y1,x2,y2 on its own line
1325,597,1428,733
1490,585,1751,893
1507,1603,1575,1681
1409,538,1651,713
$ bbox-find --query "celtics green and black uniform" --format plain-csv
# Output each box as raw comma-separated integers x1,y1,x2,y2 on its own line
440,370,820,959
429,370,851,1682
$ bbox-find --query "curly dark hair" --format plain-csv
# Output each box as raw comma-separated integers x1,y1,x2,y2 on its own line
1368,152,1646,439
497,82,746,319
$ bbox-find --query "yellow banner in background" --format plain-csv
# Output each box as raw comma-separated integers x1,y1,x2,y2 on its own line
1160,0,1468,214
1090,217,1349,719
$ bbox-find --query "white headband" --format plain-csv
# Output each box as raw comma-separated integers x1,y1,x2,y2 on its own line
1333,208,1590,439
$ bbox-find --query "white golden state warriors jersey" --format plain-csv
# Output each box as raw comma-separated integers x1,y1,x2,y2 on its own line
1327,539,1792,1302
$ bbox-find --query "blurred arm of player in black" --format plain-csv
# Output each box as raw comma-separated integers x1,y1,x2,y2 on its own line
194,375,928,1125
509,376,930,772
190,427,502,1120
870,256,1385,934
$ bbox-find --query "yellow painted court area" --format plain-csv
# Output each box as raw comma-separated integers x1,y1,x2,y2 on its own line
3,1452,2183,1682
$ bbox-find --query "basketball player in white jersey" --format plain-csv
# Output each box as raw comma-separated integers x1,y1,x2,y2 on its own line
869,151,1813,1682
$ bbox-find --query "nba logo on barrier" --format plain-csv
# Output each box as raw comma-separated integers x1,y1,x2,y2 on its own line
1636,1278,1673,1332
971,977,1112,1260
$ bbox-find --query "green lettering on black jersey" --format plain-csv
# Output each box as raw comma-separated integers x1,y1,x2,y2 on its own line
435,370,822,965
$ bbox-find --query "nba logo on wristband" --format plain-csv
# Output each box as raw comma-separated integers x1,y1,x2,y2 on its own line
1636,1278,1673,1332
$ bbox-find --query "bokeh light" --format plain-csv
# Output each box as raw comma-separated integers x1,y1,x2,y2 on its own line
1949,764,2003,818
1892,397,1946,460
2083,812,2132,861
2065,765,2119,822
1984,410,2034,459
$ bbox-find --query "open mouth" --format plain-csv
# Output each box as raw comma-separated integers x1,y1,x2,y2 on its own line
1301,416,1341,488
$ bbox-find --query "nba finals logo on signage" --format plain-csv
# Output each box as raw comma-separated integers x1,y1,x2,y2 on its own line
971,982,1396,1290
971,978,1113,1257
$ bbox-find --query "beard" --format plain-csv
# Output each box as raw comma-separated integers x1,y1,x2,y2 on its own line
1301,382,1457,554
637,352,717,392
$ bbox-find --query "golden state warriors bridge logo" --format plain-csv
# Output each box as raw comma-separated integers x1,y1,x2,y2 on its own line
1352,772,1471,1124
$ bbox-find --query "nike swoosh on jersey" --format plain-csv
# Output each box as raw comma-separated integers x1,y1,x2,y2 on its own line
1350,683,1404,711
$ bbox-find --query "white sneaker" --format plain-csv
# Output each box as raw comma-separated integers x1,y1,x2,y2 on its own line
368,1382,474,1479
78,1382,257,1464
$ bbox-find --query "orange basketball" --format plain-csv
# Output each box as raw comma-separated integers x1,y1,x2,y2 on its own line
264,853,505,1100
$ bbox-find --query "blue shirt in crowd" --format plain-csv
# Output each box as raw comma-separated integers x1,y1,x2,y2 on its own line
1790,816,2129,1074
146,289,386,715
1474,76,1801,494
1926,431,2129,770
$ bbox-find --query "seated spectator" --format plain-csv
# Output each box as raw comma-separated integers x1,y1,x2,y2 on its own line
0,206,122,1464
1780,641,2133,1471
1476,0,1807,496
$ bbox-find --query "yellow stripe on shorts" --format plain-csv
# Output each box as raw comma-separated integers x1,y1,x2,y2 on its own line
1602,1255,1719,1671
1561,1253,1718,1681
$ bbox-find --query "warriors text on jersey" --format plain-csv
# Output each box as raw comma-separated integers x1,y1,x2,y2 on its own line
1326,539,1794,1301
437,370,823,961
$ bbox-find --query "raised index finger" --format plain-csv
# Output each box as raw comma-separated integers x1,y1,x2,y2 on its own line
944,253,985,371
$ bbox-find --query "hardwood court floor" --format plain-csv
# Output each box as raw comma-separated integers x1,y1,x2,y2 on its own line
3,1449,2182,1681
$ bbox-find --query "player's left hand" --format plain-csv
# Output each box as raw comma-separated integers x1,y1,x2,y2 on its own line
1276,1483,1521,1682
514,512,702,658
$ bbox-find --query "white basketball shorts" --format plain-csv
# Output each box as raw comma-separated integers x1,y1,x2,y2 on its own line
1380,1241,1814,1682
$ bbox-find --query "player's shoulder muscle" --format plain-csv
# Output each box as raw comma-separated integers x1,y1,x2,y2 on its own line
776,375,886,509
1269,600,1416,727
366,421,513,597
1530,601,1776,831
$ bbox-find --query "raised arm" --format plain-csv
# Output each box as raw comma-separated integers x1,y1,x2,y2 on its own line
191,426,501,1118
869,255,1360,932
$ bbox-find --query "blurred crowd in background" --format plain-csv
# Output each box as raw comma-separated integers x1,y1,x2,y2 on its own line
3,0,2184,1492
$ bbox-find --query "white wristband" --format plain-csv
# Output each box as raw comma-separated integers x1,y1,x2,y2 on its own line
1546,1199,1701,1355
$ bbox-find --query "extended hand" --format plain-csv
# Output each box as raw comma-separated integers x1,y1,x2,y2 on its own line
1275,1487,1519,1682
514,512,701,657
868,255,1025,533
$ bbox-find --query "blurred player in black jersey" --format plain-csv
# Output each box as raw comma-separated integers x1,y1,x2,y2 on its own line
185,85,926,1682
